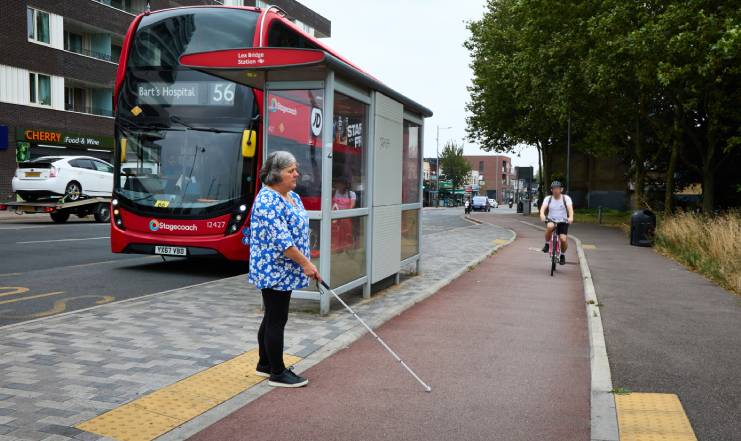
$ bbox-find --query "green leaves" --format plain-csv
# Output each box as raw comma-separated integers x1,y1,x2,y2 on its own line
466,0,741,210
439,141,471,191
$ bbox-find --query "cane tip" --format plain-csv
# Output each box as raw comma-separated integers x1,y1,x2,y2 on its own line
425,387,432,393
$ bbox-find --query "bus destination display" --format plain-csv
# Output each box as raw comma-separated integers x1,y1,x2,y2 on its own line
136,81,236,106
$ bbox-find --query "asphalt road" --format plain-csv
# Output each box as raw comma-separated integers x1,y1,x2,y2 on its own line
0,216,246,327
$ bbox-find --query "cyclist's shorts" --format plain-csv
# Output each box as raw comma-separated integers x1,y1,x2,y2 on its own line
546,221,569,235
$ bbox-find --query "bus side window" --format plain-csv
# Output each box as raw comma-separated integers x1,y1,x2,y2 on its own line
267,21,319,49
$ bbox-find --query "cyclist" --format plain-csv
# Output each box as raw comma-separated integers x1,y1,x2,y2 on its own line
539,180,574,265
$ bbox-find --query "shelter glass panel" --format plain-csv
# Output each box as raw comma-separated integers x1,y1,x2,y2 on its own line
266,89,325,211
332,92,367,210
401,209,420,260
402,120,421,203
330,215,366,287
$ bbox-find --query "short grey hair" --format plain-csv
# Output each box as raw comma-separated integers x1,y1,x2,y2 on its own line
260,151,297,185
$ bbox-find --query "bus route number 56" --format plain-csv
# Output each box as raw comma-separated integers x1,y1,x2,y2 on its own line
209,83,235,106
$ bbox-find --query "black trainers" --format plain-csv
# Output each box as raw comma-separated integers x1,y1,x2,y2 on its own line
559,254,566,265
542,243,549,253
255,364,270,378
268,367,308,388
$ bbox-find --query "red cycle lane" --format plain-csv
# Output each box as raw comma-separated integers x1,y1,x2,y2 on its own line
190,213,590,441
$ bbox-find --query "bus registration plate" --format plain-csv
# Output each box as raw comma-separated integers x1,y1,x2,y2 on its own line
154,246,187,256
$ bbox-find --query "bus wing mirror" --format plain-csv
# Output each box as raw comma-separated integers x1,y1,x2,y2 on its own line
120,138,127,163
242,129,257,158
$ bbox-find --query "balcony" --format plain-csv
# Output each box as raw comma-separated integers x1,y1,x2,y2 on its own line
64,18,124,64
65,80,113,117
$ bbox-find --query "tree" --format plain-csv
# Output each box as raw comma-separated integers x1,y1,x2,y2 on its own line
465,0,601,203
439,141,471,191
466,0,741,212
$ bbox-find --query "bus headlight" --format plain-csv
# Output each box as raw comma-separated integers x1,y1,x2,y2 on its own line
113,205,125,230
225,202,249,236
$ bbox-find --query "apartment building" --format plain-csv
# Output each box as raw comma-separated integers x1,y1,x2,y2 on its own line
0,0,330,197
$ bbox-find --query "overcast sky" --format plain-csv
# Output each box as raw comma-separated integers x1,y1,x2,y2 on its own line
299,0,539,169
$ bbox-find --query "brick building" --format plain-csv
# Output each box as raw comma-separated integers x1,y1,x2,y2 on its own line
463,155,515,203
0,0,330,198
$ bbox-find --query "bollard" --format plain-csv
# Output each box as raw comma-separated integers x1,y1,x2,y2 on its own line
598,206,603,224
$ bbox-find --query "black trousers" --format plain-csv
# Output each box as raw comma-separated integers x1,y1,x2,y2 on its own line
257,288,292,375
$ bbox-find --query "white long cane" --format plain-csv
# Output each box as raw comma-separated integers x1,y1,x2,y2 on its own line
317,280,432,392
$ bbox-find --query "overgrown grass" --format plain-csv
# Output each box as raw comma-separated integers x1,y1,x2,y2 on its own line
573,208,631,227
655,210,741,295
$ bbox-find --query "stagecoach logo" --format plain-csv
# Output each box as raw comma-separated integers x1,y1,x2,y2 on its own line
268,97,298,116
149,219,198,232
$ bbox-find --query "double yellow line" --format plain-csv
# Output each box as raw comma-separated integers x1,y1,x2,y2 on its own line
0,287,64,305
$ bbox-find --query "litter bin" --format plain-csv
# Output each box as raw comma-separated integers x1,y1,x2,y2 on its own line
516,201,524,213
630,210,656,247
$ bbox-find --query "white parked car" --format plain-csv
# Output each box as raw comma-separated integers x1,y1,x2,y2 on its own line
12,156,114,202
488,198,498,208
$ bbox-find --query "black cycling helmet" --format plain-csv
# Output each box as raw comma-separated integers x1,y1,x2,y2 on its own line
550,180,563,189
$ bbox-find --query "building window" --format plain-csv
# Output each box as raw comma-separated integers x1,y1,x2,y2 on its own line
27,7,50,44
29,73,51,106
479,160,484,173
64,31,83,53
501,160,507,173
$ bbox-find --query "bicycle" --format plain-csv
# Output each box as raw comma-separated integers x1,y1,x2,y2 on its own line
546,218,567,276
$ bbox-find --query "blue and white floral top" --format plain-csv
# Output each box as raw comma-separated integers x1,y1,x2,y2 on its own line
246,186,311,291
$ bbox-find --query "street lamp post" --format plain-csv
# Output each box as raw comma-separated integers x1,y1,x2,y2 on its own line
436,125,452,205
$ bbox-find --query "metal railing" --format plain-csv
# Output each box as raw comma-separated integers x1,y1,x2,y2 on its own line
65,45,115,63
91,0,145,14
65,103,113,117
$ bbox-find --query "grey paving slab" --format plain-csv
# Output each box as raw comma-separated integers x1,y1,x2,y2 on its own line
0,208,512,441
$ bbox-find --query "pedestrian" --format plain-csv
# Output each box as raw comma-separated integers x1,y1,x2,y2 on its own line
247,150,320,388
464,198,471,214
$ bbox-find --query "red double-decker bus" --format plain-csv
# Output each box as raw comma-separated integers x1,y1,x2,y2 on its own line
110,5,360,261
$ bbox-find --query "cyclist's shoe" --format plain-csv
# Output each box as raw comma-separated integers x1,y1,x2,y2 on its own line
559,254,566,265
542,243,549,253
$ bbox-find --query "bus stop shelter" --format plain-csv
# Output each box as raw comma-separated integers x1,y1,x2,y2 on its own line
180,48,432,314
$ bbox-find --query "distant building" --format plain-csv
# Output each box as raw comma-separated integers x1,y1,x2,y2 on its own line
463,155,515,203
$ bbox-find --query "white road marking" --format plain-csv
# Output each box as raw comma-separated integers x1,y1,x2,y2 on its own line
16,236,110,244
0,223,103,230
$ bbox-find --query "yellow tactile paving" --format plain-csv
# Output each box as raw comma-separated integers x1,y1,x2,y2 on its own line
616,393,698,441
76,349,301,441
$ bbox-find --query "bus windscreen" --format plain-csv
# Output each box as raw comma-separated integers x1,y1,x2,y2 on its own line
114,7,260,218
